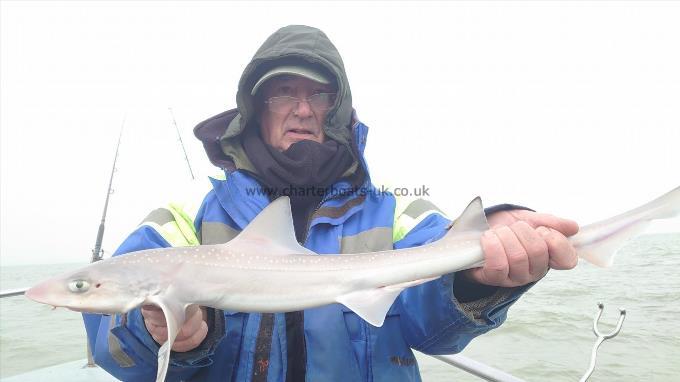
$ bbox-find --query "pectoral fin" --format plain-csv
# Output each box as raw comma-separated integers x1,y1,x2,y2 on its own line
337,277,438,327
146,295,189,382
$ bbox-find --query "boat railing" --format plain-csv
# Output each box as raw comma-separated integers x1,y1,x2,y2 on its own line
0,288,28,298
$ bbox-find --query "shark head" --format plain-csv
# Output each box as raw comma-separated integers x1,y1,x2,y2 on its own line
25,262,146,314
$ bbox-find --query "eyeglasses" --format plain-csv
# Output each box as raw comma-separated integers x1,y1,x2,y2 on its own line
264,93,336,114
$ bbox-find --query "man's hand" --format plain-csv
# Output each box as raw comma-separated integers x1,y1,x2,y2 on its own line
463,210,580,288
141,305,208,352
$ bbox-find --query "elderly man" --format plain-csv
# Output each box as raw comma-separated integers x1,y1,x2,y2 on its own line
83,25,578,381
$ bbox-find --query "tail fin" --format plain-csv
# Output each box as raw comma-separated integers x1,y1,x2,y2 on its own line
573,186,680,267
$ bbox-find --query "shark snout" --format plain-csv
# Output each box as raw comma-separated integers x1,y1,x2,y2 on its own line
25,282,51,304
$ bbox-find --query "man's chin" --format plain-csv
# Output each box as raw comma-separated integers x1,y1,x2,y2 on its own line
281,137,322,151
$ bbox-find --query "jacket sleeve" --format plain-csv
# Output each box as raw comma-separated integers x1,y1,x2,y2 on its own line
82,200,226,381
393,202,534,355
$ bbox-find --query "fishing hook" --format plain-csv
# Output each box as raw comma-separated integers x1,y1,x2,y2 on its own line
579,303,626,382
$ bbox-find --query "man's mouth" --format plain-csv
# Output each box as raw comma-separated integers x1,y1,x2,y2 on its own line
286,129,315,136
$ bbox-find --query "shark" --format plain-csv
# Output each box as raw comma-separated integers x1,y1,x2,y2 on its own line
25,186,680,381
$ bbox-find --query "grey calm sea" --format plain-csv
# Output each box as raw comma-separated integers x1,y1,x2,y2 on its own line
1,233,678,381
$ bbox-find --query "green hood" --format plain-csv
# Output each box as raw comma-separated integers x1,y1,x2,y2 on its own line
219,25,356,174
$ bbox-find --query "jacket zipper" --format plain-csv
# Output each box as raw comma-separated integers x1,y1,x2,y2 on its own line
301,119,364,245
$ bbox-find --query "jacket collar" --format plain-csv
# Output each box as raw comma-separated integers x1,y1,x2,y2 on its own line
208,118,372,228
195,108,370,177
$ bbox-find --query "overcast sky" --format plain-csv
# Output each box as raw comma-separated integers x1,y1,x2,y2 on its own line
1,1,679,267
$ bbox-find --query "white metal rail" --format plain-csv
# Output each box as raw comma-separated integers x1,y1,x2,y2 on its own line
0,287,28,298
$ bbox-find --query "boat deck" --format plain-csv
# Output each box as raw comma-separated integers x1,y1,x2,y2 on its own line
1,359,116,382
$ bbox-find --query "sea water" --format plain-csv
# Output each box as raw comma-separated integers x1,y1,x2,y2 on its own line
1,233,678,381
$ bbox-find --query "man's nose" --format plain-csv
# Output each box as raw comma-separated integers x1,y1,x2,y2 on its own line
293,98,314,118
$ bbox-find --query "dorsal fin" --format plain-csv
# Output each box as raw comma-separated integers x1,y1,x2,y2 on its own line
231,196,314,255
449,197,489,234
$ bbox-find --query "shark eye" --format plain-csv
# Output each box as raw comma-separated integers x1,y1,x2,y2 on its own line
68,280,90,293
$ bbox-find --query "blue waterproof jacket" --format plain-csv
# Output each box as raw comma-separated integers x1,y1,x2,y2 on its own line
82,118,529,382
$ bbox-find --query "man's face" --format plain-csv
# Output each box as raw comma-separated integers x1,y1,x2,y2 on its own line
258,75,335,151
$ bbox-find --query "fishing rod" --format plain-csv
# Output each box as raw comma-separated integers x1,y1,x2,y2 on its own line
91,118,125,263
168,107,195,180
